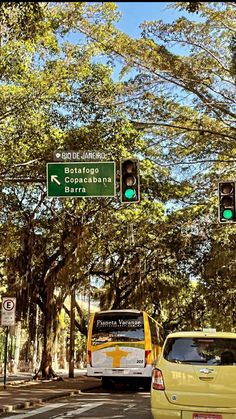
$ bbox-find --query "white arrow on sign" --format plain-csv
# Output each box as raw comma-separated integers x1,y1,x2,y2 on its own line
51,175,61,185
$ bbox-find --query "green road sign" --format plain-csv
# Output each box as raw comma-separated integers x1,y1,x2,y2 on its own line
47,162,116,197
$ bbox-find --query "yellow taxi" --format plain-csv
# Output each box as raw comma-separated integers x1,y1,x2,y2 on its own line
150,330,236,419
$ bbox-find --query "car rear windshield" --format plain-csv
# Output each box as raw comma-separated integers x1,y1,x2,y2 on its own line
164,337,236,365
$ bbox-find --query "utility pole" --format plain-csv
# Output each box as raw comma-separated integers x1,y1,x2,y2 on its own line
69,287,75,378
4,327,9,389
88,274,91,326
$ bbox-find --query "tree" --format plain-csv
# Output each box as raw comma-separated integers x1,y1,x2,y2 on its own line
0,2,47,41
2,2,235,381
0,2,155,377
70,1,236,328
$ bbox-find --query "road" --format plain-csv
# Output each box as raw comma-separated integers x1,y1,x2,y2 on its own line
0,386,152,418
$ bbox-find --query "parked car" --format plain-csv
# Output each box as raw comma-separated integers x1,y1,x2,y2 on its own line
151,330,236,419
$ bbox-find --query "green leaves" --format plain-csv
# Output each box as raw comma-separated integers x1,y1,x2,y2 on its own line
0,3,49,43
1,1,236,339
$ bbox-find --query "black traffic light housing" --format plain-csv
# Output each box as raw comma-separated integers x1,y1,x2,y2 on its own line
218,181,236,223
120,158,140,203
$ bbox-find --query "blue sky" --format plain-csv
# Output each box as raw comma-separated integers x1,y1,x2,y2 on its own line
65,3,196,54
63,2,197,78
105,2,193,79
115,2,186,37
65,2,194,44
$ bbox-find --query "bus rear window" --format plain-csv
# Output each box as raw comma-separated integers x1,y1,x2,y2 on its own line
92,313,144,345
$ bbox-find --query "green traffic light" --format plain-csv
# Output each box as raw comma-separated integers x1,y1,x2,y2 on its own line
120,158,140,203
124,188,136,200
223,208,233,219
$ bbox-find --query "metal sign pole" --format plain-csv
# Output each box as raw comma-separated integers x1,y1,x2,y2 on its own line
69,287,75,378
3,326,9,389
88,274,91,326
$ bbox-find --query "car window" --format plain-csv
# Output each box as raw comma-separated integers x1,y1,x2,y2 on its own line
163,337,236,365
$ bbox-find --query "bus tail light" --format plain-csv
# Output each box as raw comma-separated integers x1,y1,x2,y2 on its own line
152,368,165,390
145,350,152,365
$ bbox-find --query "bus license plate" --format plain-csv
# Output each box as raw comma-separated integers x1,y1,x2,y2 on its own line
193,414,222,419
112,369,124,374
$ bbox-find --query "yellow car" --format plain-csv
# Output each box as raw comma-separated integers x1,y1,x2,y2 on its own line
151,330,236,419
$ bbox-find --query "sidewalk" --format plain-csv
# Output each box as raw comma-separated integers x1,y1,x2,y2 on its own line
0,373,101,413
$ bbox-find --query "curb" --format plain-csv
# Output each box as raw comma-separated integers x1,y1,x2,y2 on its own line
0,383,101,413
1,390,80,413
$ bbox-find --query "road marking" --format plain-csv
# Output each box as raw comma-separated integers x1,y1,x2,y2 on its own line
5,403,66,419
124,403,136,411
52,402,104,417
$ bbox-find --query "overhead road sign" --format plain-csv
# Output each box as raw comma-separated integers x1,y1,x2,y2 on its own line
47,162,116,198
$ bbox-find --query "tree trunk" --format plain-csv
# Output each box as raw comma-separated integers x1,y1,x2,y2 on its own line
14,321,21,370
34,282,59,380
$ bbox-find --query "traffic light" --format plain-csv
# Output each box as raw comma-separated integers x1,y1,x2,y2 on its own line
120,158,140,203
218,181,236,223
